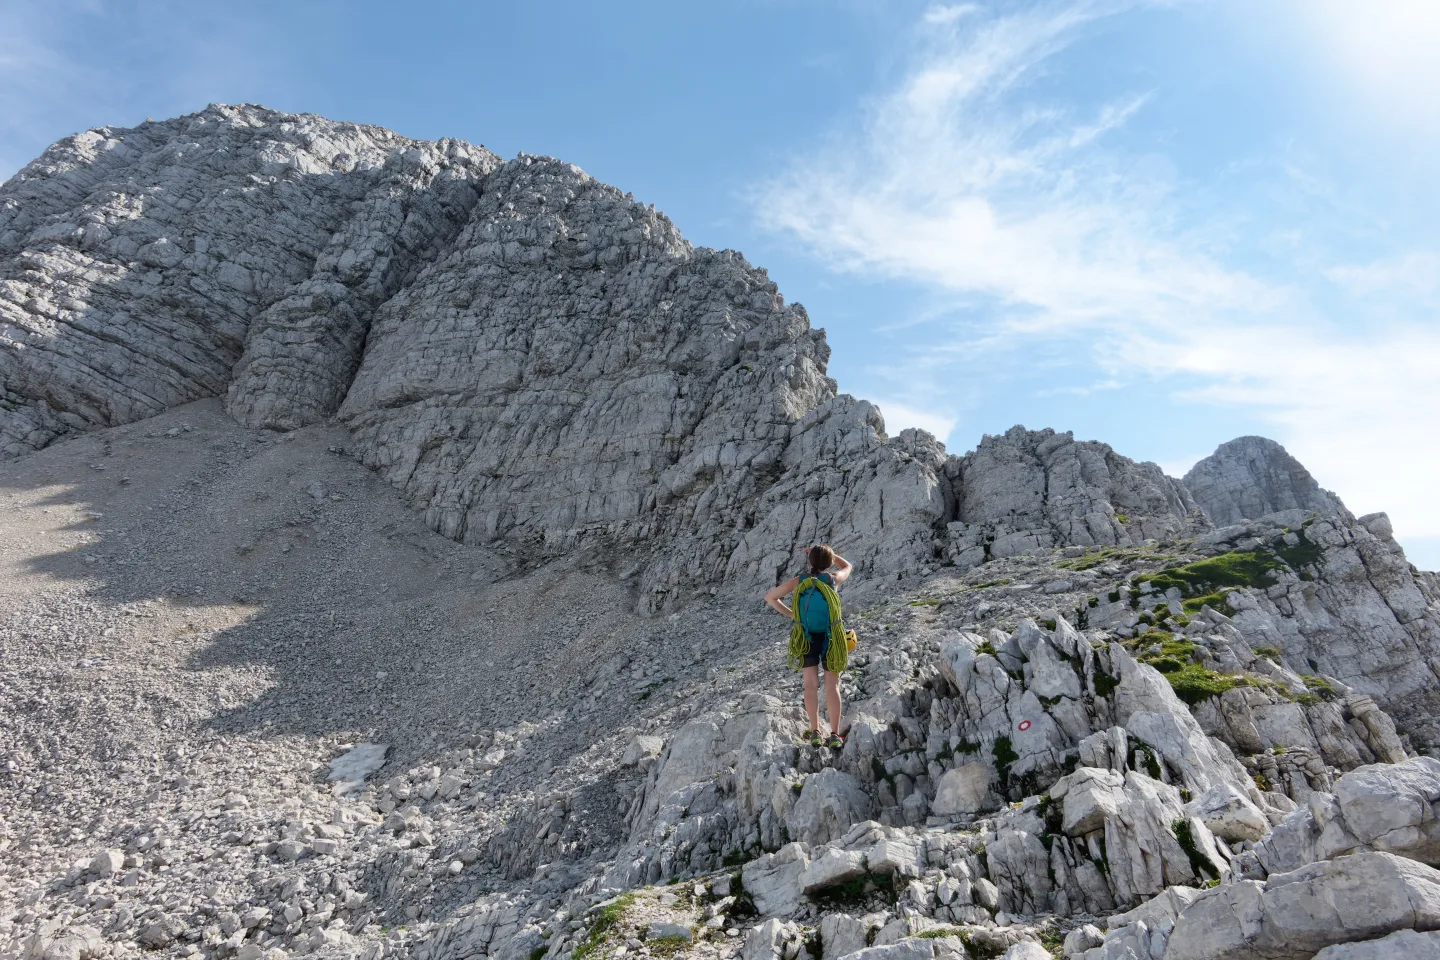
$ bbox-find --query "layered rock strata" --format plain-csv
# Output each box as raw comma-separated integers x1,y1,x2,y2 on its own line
0,104,497,454
1184,436,1345,526
1,105,1218,611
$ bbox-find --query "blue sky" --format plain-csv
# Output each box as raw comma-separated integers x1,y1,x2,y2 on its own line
4,1,1438,568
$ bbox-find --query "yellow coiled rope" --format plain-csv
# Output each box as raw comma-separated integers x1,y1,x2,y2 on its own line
787,576,850,674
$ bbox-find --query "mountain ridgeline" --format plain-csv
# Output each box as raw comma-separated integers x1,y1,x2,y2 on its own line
7,105,1440,960
0,106,1393,601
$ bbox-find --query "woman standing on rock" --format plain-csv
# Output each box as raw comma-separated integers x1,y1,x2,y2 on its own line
764,544,853,749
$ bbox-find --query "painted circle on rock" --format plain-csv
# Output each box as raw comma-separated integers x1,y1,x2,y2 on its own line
1017,720,1032,731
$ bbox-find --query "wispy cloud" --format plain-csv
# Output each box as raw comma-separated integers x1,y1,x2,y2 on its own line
0,2,281,182
923,5,983,26
1326,252,1440,305
755,0,1440,551
0,4,103,178
755,1,1288,337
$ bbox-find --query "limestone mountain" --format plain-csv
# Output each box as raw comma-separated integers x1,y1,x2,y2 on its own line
1183,436,1345,527
0,105,1207,612
4,105,1440,960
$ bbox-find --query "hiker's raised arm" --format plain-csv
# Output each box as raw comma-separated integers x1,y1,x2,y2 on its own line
765,576,800,617
831,554,853,585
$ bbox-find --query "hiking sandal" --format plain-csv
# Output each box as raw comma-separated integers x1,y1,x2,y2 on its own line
824,732,845,749
802,729,823,747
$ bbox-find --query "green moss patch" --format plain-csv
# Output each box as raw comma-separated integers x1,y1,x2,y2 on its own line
1181,590,1235,616
1146,656,1186,674
1172,818,1219,880
1272,530,1324,572
993,736,1019,788
808,872,895,908
648,937,693,957
959,934,1007,960
1136,550,1283,598
1055,546,1178,571
575,892,638,960
914,927,966,940
1093,669,1120,698
1163,663,1246,705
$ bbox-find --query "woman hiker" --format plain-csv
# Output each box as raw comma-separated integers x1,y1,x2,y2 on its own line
764,544,853,749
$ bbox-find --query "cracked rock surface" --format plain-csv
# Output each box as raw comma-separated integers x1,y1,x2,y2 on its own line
1184,438,1344,529
4,106,1440,960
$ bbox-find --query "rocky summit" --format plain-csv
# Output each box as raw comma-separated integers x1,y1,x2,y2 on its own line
2,106,1439,960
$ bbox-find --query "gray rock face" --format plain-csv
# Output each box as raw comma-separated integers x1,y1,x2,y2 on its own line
1073,886,1200,960
931,763,990,816
942,426,1204,565
1183,783,1269,843
331,150,953,607
4,105,1268,615
1312,929,1440,959
787,769,873,847
1165,852,1440,960
1241,757,1440,879
1184,436,1345,526
0,104,497,456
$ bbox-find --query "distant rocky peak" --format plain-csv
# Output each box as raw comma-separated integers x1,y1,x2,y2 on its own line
935,425,1206,567
3,106,1377,611
1184,435,1346,527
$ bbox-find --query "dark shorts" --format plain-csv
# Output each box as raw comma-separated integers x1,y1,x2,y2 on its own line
802,631,830,669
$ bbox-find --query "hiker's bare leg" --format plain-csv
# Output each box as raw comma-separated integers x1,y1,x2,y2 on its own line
824,671,843,735
803,666,820,732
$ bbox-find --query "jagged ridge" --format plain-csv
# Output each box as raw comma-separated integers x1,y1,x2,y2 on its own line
3,105,1219,614
5,104,1440,960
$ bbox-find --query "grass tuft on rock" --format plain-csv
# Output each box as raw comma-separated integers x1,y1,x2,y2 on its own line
1163,663,1246,705
1136,550,1283,598
914,927,966,940
993,736,1019,788
1093,669,1120,698
1272,530,1324,572
575,892,637,960
1172,818,1219,880
648,937,693,958
1182,590,1235,617
808,872,895,908
1302,674,1338,701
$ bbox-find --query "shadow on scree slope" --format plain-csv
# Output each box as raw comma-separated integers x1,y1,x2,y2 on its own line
0,398,771,800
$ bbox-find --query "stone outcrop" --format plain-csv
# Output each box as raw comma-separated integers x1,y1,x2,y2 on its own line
331,150,952,606
1164,852,1440,960
0,104,497,455
1191,512,1440,743
942,427,1205,567
1,105,1237,613
1076,759,1440,959
1312,929,1440,959
1237,757,1440,879
1184,436,1345,526
7,104,1440,960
